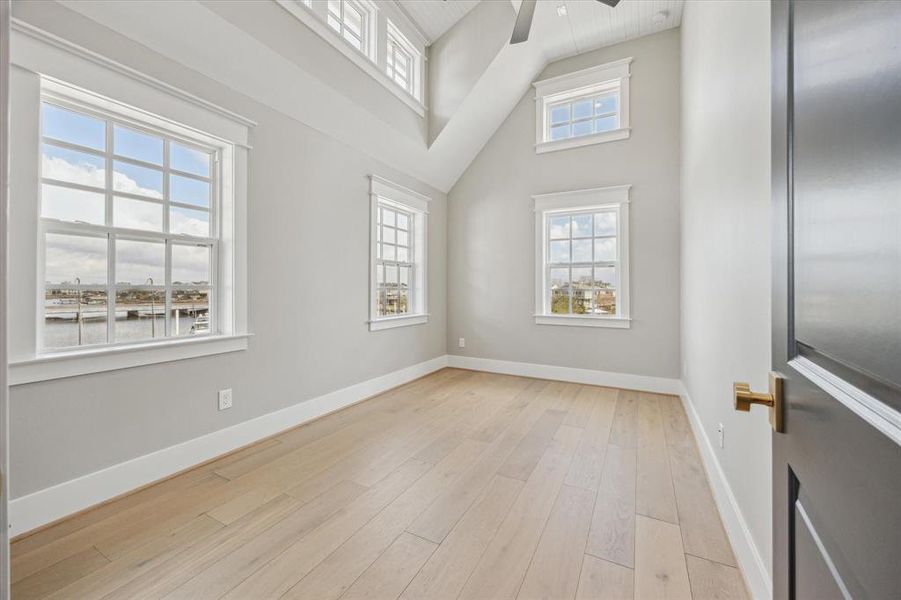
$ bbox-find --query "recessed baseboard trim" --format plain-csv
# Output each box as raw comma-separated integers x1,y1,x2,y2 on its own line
680,385,772,600
9,354,449,538
446,354,682,395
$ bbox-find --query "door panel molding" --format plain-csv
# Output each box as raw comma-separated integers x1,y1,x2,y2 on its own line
794,499,852,600
790,356,901,447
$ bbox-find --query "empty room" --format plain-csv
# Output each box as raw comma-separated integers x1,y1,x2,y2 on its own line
0,0,899,599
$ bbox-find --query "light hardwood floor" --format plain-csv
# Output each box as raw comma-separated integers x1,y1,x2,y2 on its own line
11,369,749,600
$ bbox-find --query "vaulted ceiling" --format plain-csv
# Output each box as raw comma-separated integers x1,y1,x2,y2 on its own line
51,0,683,192
396,0,480,43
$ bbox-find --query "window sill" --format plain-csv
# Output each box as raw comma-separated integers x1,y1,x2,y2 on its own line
536,128,630,155
534,315,631,329
9,334,252,385
369,314,429,331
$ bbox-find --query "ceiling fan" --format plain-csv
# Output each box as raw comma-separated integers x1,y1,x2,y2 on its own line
510,0,622,44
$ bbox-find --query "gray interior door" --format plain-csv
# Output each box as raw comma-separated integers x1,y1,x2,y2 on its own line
772,1,901,599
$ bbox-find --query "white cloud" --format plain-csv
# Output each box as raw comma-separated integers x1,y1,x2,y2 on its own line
42,154,163,199
43,154,211,286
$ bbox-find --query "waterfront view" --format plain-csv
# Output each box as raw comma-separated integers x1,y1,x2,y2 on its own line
44,288,210,349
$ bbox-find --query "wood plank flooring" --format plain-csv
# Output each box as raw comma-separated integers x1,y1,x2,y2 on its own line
12,369,748,600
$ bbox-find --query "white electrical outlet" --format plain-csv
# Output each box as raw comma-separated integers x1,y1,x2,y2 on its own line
716,422,725,449
458,337,466,348
218,388,233,411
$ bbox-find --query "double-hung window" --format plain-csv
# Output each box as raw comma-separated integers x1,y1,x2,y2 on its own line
327,0,376,58
369,176,429,330
534,58,632,153
39,92,221,351
534,185,631,328
385,19,420,100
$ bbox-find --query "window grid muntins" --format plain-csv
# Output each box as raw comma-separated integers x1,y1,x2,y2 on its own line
547,90,620,142
328,0,369,55
40,100,217,351
386,36,413,93
546,209,618,316
376,203,413,317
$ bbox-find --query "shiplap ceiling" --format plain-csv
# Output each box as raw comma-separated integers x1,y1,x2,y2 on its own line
539,0,683,60
395,0,480,43
397,1,682,49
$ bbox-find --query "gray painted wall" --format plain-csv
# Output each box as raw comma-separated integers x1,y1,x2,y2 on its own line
427,0,513,145
10,3,447,499
680,0,773,583
446,29,681,378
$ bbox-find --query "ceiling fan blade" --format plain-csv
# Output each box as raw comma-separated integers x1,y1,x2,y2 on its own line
510,0,538,44
596,0,622,7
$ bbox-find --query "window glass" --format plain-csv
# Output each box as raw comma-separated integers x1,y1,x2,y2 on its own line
44,290,108,349
328,0,369,53
170,175,210,208
42,143,105,187
39,100,218,350
115,289,165,342
543,208,621,317
42,103,105,150
114,197,164,232
172,244,211,285
550,105,570,124
594,211,616,236
386,21,419,97
543,88,622,143
113,161,163,199
375,201,415,317
171,289,211,336
116,239,165,285
573,99,593,120
45,233,108,285
595,115,618,133
170,206,211,237
42,184,105,225
594,237,616,261
114,125,163,165
596,94,618,115
171,143,211,177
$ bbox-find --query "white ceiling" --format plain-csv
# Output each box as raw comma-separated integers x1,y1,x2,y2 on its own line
53,0,684,192
426,0,684,188
396,0,683,49
395,0,480,44
533,0,683,62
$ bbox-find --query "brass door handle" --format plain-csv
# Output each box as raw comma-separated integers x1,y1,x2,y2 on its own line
733,372,784,433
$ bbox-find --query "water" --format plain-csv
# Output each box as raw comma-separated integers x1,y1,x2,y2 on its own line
44,314,208,350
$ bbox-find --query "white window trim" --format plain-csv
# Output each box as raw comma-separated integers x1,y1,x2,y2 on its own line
9,334,253,385
369,175,429,331
533,58,632,155
276,0,426,117
326,0,377,60
38,88,224,351
8,29,251,385
533,185,631,329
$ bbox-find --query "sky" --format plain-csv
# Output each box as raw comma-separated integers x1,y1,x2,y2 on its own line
40,101,216,288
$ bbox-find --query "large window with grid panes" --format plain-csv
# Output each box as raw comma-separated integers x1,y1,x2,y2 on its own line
534,185,631,328
38,93,221,351
369,176,429,330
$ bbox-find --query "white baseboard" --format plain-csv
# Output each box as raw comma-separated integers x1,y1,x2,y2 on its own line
10,354,449,537
447,354,682,395
679,385,772,600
